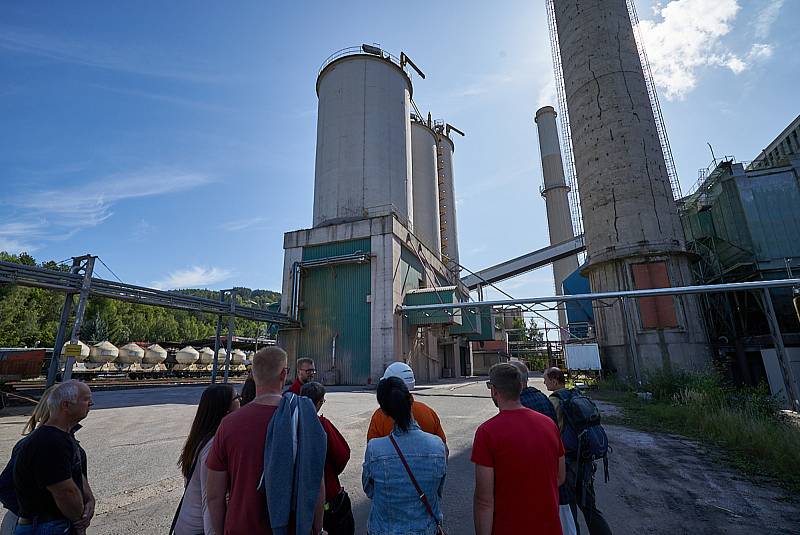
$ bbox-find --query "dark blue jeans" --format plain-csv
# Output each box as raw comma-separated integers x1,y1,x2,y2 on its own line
13,518,71,535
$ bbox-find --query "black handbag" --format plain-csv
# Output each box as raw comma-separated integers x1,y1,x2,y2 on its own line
389,435,448,535
323,489,355,535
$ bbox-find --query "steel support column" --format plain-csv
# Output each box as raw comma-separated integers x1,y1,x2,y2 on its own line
223,290,236,384
47,293,74,387
620,297,641,384
63,257,95,381
211,291,225,384
762,288,800,411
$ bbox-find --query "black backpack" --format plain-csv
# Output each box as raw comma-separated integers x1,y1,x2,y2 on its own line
553,388,611,482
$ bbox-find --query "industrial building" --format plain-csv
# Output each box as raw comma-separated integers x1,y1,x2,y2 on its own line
279,46,488,385
679,114,800,393
550,0,710,377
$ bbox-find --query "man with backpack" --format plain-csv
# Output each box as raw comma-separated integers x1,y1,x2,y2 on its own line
544,367,613,535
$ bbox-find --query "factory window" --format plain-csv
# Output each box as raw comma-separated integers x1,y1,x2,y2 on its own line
631,262,678,329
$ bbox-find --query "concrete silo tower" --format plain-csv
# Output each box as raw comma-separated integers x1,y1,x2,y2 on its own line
535,106,578,337
551,0,709,375
313,49,413,228
281,46,469,386
410,115,442,258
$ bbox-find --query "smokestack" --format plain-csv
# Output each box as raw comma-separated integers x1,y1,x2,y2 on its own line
535,106,578,338
552,0,708,375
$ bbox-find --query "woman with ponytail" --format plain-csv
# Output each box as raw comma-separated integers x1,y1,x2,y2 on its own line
362,376,447,534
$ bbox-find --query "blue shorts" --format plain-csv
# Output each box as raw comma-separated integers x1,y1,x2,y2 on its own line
13,519,71,535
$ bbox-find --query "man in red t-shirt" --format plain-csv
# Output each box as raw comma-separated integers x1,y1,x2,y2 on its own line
472,363,566,535
206,347,326,535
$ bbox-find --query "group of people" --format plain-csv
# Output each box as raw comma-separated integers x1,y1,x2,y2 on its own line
0,347,612,535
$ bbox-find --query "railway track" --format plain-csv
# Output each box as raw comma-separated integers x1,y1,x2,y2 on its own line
4,375,247,401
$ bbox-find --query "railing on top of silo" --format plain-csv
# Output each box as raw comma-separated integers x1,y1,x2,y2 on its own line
318,45,406,77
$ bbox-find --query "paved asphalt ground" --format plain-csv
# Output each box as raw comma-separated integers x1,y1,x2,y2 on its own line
1,376,799,534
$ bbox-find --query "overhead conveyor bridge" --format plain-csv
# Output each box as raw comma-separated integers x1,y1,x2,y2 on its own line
0,260,294,326
460,235,585,290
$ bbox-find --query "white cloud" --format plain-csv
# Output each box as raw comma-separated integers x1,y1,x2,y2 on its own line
0,238,38,254
0,26,221,83
636,0,773,100
0,222,46,254
14,168,212,231
754,0,785,40
153,266,232,290
747,43,773,61
219,216,270,232
536,76,556,109
2,168,211,251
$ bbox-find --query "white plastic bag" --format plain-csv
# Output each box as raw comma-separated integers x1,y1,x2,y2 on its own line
560,505,577,535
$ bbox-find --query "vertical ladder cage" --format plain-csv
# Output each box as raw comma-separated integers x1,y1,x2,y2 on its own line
546,0,583,237
626,0,682,201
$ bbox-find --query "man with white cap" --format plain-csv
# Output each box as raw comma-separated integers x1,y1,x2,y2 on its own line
366,362,447,447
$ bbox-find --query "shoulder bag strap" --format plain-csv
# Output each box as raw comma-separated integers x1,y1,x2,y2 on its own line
388,434,439,525
169,440,205,535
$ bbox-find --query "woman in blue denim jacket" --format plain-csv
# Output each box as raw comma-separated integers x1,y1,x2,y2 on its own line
362,377,447,535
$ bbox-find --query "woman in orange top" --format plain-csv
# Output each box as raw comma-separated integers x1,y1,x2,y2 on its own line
365,362,447,447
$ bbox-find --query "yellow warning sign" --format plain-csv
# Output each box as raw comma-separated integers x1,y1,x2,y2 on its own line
64,344,82,358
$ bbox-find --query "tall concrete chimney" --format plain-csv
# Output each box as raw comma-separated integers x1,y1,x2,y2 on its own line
535,106,578,338
552,0,709,376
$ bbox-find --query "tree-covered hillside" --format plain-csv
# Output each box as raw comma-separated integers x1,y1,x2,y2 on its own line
0,252,280,347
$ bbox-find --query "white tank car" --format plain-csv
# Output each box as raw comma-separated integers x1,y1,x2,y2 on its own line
216,348,227,364
143,344,167,364
197,347,215,365
117,343,144,364
62,340,90,363
175,346,199,365
89,341,119,364
231,349,246,365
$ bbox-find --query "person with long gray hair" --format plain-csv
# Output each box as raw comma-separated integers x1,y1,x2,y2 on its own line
13,380,95,535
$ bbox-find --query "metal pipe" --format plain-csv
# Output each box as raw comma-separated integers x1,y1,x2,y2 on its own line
291,262,302,322
299,252,370,268
401,278,800,311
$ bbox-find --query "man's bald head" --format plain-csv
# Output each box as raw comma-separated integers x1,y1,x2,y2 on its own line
252,347,288,387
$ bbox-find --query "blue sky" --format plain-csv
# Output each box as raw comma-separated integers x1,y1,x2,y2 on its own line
0,0,797,328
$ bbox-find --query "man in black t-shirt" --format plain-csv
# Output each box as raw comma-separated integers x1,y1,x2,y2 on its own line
14,380,95,534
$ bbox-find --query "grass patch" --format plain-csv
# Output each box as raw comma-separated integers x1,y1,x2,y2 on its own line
592,370,800,492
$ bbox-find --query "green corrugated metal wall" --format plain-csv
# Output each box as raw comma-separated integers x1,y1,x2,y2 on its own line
298,238,371,384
